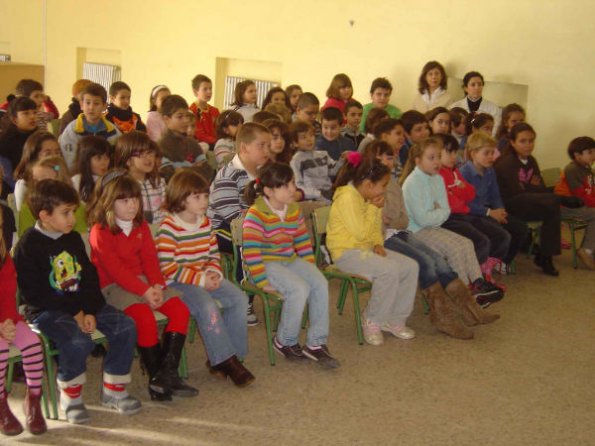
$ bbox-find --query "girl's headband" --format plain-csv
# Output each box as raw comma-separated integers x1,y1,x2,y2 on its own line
101,169,127,188
150,85,169,99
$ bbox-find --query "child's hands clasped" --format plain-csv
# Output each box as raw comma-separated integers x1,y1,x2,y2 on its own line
369,195,385,208
373,244,387,257
73,311,96,334
204,271,222,291
144,285,164,309
488,208,508,224
0,319,16,342
82,315,96,333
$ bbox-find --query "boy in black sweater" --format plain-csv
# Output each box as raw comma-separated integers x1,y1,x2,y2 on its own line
14,180,141,424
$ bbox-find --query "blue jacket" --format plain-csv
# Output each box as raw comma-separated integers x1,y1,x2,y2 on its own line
315,135,356,161
459,161,504,215
402,166,450,233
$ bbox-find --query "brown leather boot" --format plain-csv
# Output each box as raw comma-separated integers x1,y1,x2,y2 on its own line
425,283,474,339
445,279,500,325
206,360,227,380
0,391,23,436
212,356,255,388
23,388,47,435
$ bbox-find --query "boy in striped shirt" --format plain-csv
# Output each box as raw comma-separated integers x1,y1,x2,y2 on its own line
207,123,271,325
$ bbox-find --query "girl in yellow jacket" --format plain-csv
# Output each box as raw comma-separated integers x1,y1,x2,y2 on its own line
326,152,419,346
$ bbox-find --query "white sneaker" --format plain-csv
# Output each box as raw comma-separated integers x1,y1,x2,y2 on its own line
381,323,416,340
247,302,258,326
362,319,384,346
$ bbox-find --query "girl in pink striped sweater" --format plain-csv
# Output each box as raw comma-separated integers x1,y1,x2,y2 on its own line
155,170,254,387
242,162,339,368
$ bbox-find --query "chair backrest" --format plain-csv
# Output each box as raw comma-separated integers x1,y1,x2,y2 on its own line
541,167,561,188
230,215,245,247
311,206,331,266
6,193,18,235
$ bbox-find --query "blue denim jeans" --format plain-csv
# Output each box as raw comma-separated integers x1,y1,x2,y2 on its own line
33,304,137,382
264,258,329,347
384,232,458,290
172,279,248,365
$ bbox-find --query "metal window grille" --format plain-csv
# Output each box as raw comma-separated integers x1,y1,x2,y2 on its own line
82,62,121,92
224,76,279,109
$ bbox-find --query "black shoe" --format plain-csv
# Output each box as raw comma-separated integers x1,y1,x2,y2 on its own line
471,279,504,306
540,256,559,276
302,345,341,369
155,332,199,398
273,337,309,363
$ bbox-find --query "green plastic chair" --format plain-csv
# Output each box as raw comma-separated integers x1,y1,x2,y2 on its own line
311,206,373,345
5,342,52,419
230,216,286,366
563,218,588,268
35,310,188,419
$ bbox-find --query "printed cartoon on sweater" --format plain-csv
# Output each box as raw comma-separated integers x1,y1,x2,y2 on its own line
49,251,82,293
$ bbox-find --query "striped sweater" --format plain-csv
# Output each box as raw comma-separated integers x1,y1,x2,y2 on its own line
207,155,252,231
243,197,315,288
155,214,222,286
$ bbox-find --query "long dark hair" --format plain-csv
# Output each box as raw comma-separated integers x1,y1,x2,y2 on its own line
244,162,294,205
74,135,112,202
505,122,536,157
334,151,390,190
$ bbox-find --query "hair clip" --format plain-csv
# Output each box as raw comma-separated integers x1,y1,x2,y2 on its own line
53,165,60,172
346,151,362,168
101,169,127,187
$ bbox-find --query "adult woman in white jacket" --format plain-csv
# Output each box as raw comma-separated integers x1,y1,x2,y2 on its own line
449,71,501,136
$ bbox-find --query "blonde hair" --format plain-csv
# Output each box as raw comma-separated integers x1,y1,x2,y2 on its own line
399,137,443,186
31,156,72,185
465,131,497,160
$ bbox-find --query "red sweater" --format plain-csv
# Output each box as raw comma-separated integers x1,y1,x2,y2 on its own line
439,166,476,214
0,256,22,323
189,103,220,145
89,221,166,296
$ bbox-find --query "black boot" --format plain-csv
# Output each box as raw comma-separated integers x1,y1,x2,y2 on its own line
540,255,559,276
153,333,199,398
138,345,172,401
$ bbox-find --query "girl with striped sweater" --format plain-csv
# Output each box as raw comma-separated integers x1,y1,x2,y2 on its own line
242,163,339,368
155,170,254,387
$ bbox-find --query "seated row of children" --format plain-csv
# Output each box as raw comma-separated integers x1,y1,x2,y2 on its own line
0,112,592,436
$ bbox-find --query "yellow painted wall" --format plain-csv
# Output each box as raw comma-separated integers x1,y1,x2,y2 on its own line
1,0,594,168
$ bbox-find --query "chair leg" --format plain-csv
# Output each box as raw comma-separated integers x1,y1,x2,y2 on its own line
5,362,14,394
337,280,348,314
261,296,276,366
301,307,309,330
350,281,364,345
422,293,430,315
178,346,188,379
569,223,578,269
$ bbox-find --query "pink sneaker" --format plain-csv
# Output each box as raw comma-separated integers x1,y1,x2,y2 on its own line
381,323,416,340
362,319,384,346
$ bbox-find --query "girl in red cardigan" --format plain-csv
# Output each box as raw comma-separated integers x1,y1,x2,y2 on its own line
88,170,197,401
438,134,510,282
0,211,45,436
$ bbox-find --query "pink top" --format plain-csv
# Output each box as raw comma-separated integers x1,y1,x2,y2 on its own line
146,111,168,142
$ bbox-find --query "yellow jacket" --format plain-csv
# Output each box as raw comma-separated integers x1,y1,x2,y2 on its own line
326,183,383,262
